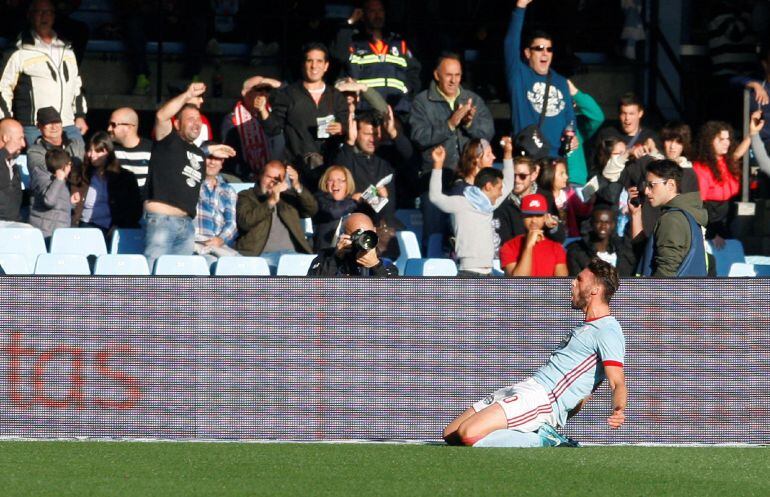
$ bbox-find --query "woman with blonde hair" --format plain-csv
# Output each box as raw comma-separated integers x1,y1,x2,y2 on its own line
312,165,359,251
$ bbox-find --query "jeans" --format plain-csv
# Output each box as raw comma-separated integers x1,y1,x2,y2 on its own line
143,212,195,273
23,125,84,149
260,249,296,275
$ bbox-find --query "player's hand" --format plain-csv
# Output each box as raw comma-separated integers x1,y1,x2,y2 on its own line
607,407,625,429
432,145,446,169
356,247,380,268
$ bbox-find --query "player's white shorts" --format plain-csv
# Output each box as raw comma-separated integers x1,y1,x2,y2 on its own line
472,378,559,432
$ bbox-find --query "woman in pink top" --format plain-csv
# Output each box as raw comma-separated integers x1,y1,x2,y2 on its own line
692,121,749,247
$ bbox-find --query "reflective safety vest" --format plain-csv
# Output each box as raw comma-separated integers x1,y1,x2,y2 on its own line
347,34,414,99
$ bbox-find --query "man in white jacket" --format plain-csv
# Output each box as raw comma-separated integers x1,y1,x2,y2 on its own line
0,0,88,147
429,137,513,276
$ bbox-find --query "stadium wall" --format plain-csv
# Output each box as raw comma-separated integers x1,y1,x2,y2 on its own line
0,277,768,444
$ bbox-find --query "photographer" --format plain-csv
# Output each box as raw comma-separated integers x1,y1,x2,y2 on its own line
307,213,397,277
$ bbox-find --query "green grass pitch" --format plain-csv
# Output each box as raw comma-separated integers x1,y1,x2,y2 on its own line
1,441,768,496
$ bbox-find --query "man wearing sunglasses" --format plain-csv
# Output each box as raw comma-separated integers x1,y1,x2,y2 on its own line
505,0,575,158
109,107,152,197
630,159,708,277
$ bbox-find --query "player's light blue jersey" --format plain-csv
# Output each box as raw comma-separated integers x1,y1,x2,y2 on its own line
531,315,625,427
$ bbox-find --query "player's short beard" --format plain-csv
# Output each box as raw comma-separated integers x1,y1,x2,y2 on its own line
571,289,588,310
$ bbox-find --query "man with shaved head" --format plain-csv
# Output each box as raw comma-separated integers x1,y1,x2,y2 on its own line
109,107,152,193
0,118,26,223
307,212,397,276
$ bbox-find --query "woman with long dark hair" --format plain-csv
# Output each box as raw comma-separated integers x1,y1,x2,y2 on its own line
72,131,142,234
537,157,592,237
692,121,749,246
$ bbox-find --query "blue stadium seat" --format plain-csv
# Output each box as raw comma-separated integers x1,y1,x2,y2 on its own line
34,254,91,275
94,254,150,275
754,264,770,277
0,227,46,270
404,258,458,276
0,253,32,274
492,259,504,276
110,228,146,254
707,239,745,277
230,183,255,194
745,255,770,265
728,262,756,277
563,237,580,247
276,254,317,276
50,228,107,256
213,256,271,276
395,230,422,275
395,209,423,241
153,255,210,276
426,233,444,258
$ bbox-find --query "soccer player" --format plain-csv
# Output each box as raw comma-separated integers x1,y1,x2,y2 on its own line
443,258,627,447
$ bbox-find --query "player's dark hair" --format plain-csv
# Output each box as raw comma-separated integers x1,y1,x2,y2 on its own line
645,159,683,193
474,167,503,189
587,258,619,303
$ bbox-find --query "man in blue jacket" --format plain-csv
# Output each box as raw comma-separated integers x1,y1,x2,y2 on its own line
505,0,575,157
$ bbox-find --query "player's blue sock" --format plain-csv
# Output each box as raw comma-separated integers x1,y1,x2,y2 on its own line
472,429,546,448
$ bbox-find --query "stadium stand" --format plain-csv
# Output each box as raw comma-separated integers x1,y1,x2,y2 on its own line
707,239,746,277
0,253,31,274
94,254,151,275
34,254,91,275
395,231,422,275
50,228,108,256
213,256,271,276
0,228,47,270
153,255,211,276
110,228,146,255
404,258,458,277
276,254,317,276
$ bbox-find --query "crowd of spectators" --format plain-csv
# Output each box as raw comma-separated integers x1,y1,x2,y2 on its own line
2,0,770,278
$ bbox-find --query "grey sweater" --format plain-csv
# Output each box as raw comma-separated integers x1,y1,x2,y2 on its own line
28,166,72,238
429,159,514,273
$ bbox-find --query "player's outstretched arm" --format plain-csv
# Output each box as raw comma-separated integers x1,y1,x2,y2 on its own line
605,365,627,429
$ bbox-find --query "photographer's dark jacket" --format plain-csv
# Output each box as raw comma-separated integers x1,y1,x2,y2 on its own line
259,81,348,180
307,247,398,277
235,185,318,256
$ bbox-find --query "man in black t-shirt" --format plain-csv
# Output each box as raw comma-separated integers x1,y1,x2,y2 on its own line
143,82,235,272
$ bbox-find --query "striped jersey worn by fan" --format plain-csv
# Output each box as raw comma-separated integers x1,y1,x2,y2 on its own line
532,315,625,427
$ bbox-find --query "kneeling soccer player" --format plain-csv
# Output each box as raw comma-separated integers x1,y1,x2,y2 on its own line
443,258,627,447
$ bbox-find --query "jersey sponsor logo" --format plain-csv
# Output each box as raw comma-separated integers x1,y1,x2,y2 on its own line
503,395,519,404
527,82,566,117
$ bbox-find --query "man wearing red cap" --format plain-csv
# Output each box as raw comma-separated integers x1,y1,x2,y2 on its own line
499,192,567,276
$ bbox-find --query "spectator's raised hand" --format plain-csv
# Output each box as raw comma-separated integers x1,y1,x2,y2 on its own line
346,111,357,146
384,105,398,139
208,144,236,159
348,7,363,25
501,136,513,159
627,186,642,216
748,81,770,107
750,110,765,136
286,165,300,190
432,145,446,169
516,0,534,8
185,82,206,101
567,79,579,97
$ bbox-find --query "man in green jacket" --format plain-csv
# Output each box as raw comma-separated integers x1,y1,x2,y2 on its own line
629,159,708,277
235,160,318,271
